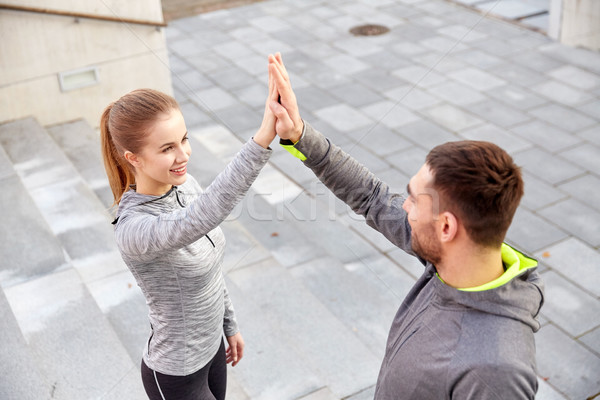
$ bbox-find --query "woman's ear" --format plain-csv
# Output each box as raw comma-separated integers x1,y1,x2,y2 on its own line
439,211,458,243
124,151,141,168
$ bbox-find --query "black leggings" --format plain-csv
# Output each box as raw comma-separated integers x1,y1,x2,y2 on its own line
141,340,227,400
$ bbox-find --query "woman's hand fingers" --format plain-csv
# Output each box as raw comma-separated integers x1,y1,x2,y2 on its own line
226,333,245,367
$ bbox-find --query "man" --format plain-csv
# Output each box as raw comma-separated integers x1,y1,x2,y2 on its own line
268,54,544,399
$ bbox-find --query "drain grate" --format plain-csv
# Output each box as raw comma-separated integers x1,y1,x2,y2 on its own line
349,24,390,36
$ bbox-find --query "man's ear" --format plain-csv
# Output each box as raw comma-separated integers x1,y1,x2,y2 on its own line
124,151,141,168
439,211,458,243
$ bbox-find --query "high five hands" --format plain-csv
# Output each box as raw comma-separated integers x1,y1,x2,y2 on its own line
267,53,304,143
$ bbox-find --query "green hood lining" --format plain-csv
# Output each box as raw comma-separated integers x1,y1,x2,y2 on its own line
437,243,538,292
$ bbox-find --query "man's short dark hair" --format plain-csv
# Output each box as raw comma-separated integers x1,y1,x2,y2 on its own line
425,140,524,248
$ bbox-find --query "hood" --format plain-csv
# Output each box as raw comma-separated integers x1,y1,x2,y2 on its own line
432,244,545,332
113,175,199,224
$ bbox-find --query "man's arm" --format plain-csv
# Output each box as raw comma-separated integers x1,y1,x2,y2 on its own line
288,120,415,253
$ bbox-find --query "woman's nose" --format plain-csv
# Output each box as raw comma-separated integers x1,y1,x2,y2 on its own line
177,146,190,162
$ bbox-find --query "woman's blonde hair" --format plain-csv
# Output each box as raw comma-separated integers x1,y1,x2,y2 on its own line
100,89,179,205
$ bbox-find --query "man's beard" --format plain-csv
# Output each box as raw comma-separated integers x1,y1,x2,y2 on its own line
411,222,442,265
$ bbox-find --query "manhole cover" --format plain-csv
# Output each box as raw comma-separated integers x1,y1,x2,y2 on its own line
349,24,390,36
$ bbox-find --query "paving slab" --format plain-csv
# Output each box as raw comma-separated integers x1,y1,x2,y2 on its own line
290,255,415,359
427,80,487,106
233,193,329,268
559,143,600,174
467,99,532,129
487,84,548,110
532,80,595,106
449,67,507,91
341,213,399,253
528,103,596,132
228,259,381,399
580,327,600,356
331,82,386,108
452,48,503,69
536,324,600,400
538,198,600,248
510,120,581,153
385,145,428,177
395,119,460,150
579,99,600,120
346,385,377,400
283,192,382,263
535,237,600,297
347,124,413,157
578,125,600,146
506,207,568,252
540,42,600,74
488,61,548,87
539,271,600,337
297,387,339,400
269,151,320,186
424,103,484,132
512,147,584,185
361,100,420,129
386,85,441,111
520,172,568,211
393,64,447,88
558,174,600,211
459,123,532,153
227,273,324,400
295,85,345,113
536,378,569,400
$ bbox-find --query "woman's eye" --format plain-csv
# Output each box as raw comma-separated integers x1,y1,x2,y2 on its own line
182,136,188,143
163,146,173,153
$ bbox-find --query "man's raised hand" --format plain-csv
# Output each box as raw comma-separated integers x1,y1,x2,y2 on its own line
268,53,304,143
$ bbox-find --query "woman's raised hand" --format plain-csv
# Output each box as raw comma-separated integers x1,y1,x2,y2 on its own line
268,53,304,143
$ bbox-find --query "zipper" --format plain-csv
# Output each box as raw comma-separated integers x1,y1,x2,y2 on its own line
206,234,215,247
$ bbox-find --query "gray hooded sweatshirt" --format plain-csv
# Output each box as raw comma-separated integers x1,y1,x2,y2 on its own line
113,138,271,376
283,122,544,399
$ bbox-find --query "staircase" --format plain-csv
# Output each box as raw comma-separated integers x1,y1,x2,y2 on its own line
0,117,147,400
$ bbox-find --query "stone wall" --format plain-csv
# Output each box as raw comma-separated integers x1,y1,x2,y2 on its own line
0,0,172,127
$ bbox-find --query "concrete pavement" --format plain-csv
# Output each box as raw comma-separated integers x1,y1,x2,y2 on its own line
166,0,600,398
0,0,598,399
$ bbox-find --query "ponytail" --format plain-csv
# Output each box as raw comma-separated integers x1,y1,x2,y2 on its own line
99,89,180,206
100,104,136,206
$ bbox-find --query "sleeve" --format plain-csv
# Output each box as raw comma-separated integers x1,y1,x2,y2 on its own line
222,283,239,337
115,138,271,256
282,121,415,254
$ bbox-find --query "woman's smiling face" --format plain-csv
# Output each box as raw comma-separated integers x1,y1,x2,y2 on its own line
126,108,191,196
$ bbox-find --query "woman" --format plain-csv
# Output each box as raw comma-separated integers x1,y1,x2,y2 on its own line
99,68,278,399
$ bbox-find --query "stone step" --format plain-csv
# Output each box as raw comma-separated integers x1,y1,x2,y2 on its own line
0,287,52,400
0,117,147,398
46,119,114,209
3,267,146,399
0,143,67,287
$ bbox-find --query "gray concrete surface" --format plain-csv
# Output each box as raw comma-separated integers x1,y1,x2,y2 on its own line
0,0,598,399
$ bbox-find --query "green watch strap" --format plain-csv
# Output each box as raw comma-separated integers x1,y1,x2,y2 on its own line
279,139,307,161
